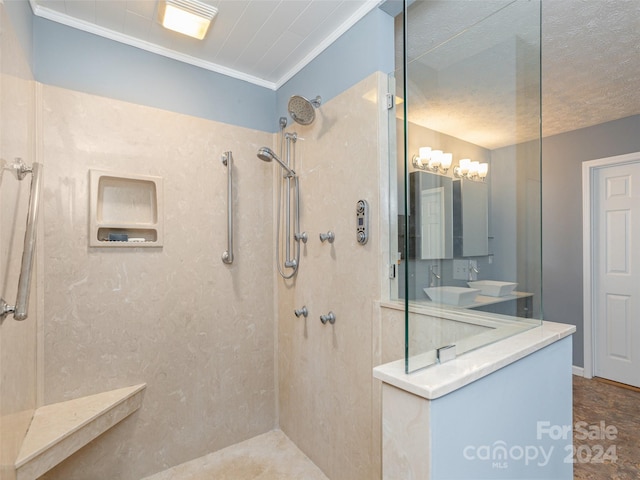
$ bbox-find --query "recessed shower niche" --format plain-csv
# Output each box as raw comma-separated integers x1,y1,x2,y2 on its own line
89,170,163,247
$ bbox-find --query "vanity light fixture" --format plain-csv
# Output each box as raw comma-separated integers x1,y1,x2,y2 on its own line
160,0,218,40
412,147,453,174
454,159,489,181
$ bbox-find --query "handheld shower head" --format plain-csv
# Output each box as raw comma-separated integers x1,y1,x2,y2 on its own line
257,147,296,177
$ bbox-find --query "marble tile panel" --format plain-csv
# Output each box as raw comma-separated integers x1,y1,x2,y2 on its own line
0,2,38,474
381,383,430,480
0,410,33,480
39,86,277,480
380,305,405,365
277,73,386,480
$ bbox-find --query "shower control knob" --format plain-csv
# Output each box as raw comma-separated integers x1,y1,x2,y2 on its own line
358,231,367,243
320,312,336,325
319,231,335,243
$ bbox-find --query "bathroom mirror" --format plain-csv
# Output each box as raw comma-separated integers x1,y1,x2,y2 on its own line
453,179,488,257
407,172,488,260
409,171,453,260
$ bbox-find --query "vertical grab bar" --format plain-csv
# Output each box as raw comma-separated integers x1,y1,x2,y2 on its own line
221,151,234,264
1,161,43,321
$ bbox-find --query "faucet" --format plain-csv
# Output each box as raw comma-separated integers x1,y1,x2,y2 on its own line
468,260,479,281
429,265,441,287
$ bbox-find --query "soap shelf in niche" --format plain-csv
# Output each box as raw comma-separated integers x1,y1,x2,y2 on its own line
89,170,163,247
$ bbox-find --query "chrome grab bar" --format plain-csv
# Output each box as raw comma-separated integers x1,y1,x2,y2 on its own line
1,160,43,322
221,151,234,264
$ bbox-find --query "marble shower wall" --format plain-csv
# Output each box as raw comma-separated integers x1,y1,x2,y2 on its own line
277,73,386,480
0,3,38,477
39,85,277,480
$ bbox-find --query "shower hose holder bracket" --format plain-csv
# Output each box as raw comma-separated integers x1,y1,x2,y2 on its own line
0,298,16,321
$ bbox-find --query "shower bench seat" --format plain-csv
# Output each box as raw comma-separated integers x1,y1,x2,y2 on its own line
13,383,146,480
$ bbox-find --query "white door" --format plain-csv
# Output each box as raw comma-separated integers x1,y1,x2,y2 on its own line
593,160,640,387
420,187,445,259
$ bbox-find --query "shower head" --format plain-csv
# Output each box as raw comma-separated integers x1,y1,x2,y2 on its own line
257,147,296,177
288,95,321,126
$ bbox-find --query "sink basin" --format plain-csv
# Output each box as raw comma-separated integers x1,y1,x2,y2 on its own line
423,286,481,306
467,280,517,297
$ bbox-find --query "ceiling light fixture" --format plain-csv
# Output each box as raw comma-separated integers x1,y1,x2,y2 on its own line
160,0,217,40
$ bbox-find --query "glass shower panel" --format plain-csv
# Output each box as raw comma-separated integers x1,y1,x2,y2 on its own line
398,0,543,372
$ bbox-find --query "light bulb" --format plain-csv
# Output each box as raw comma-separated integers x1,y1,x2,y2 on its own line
440,153,453,169
458,158,471,174
419,147,431,160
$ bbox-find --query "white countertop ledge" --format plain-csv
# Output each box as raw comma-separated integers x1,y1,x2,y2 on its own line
373,321,575,400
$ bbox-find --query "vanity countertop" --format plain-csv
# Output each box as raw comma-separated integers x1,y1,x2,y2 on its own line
466,290,533,308
373,320,575,400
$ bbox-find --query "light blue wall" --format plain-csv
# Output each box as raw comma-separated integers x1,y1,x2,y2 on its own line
4,0,34,68
276,7,394,125
489,145,519,286
31,7,394,133
431,336,573,479
542,115,640,367
33,17,276,132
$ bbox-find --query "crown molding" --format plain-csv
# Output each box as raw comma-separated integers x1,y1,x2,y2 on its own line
28,0,278,90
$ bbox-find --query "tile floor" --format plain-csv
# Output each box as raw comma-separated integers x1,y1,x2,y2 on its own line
573,375,640,479
141,430,328,480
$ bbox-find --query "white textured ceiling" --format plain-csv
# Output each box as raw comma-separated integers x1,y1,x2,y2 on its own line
401,0,640,148
30,0,640,148
541,0,640,142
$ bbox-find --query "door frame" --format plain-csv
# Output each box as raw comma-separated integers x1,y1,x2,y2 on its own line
582,151,640,379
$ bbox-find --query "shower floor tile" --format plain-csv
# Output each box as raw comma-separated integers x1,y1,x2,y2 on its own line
142,430,328,480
